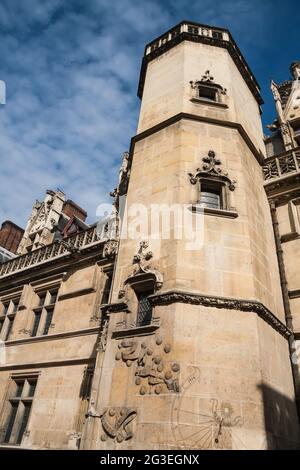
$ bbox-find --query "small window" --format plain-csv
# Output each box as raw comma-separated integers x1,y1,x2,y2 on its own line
198,85,217,102
43,309,54,336
199,182,222,209
136,291,153,327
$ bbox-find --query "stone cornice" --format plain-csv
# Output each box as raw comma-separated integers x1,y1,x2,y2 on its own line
148,290,291,339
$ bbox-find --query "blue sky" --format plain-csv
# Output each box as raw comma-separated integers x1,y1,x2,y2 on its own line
0,0,299,227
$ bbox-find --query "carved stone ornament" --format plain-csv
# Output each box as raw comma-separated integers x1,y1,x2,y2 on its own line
110,151,130,200
115,335,180,395
188,150,236,191
118,241,163,299
190,70,227,96
100,407,137,443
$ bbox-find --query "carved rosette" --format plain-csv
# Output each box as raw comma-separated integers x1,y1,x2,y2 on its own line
115,335,180,395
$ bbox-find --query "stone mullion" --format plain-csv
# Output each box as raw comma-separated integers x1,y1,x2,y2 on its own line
36,307,47,337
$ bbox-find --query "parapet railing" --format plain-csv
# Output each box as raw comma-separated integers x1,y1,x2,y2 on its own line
263,148,300,181
0,219,117,279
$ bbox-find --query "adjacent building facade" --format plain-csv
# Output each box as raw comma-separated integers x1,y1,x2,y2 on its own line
0,21,300,450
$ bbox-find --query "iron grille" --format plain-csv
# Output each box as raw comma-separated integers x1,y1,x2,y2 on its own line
137,292,152,327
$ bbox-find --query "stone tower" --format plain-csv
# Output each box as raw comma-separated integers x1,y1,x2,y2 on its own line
82,22,300,450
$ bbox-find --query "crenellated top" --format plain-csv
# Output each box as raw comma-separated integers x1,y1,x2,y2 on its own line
138,20,263,106
0,222,118,280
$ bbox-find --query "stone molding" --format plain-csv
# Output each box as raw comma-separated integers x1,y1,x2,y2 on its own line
148,290,291,339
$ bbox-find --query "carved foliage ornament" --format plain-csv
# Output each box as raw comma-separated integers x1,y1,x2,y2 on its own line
188,150,236,191
100,407,137,443
115,335,180,395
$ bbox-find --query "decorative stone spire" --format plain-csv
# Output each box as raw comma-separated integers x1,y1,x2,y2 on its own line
290,61,300,80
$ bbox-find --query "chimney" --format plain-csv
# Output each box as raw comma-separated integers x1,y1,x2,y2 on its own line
0,220,24,254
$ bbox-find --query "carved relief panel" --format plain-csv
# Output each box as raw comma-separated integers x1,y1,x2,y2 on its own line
115,334,180,395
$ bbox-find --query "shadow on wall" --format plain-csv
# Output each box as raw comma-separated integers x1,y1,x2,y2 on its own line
257,382,300,450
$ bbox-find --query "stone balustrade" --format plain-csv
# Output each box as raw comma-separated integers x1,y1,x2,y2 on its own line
0,220,117,279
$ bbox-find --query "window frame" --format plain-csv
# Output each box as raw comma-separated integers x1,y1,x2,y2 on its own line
30,288,58,338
